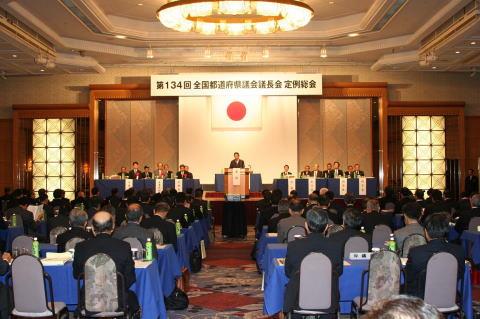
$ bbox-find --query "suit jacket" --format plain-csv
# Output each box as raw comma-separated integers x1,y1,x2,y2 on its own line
312,170,323,178
175,171,191,179
142,172,153,179
56,226,93,252
128,169,142,179
406,239,465,298
277,215,306,243
422,201,452,222
167,205,194,228
229,159,245,169
72,233,136,294
280,171,293,178
191,198,208,219
394,222,424,249
141,215,178,251
361,211,393,233
117,172,128,179
284,232,344,313
47,214,69,233
299,170,313,178
465,175,479,196
330,227,372,258
323,170,334,178
112,222,157,257
268,212,290,233
6,206,36,235
455,207,480,234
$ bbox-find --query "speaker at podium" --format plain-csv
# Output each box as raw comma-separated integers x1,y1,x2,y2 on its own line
222,168,249,238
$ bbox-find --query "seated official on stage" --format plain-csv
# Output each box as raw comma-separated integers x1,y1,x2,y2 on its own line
229,152,245,168
353,163,365,177
142,166,153,179
332,161,343,178
128,161,142,179
299,165,313,178
184,165,193,178
176,164,192,179
117,166,128,179
280,164,293,178
323,162,333,178
312,163,323,178
163,164,174,178
344,165,355,178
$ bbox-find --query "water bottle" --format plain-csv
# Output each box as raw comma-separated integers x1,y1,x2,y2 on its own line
145,238,153,261
11,213,17,227
184,213,188,224
32,237,40,258
360,226,365,233
176,219,182,235
80,203,85,211
387,234,397,252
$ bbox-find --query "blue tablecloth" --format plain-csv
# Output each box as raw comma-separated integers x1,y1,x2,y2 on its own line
199,218,211,247
157,245,182,296
262,243,287,279
0,227,24,251
176,234,189,270
182,226,199,253
272,178,377,198
256,233,279,271
40,243,58,257
95,179,200,197
263,258,473,318
215,173,262,192
461,231,480,265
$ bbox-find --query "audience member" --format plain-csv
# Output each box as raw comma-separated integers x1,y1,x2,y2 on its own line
394,201,424,249
361,198,393,232
379,186,397,210
330,208,371,256
277,200,306,243
141,202,177,250
167,192,194,228
364,295,442,319
268,198,293,233
455,193,480,234
191,188,208,219
56,208,93,252
6,197,37,235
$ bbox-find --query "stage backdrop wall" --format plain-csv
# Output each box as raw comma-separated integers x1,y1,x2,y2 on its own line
179,96,298,184
298,98,373,176
105,99,178,176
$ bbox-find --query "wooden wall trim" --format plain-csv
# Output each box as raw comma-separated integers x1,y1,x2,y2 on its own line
13,104,89,110
388,101,465,107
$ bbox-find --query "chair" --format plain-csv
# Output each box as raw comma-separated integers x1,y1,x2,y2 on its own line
286,225,307,243
423,252,462,316
77,253,128,318
468,217,480,232
123,237,143,251
151,228,164,245
401,234,427,258
65,237,85,251
371,224,392,249
382,202,396,213
49,227,68,244
351,250,401,318
344,236,369,259
12,236,33,255
326,224,344,237
7,254,68,318
290,252,337,317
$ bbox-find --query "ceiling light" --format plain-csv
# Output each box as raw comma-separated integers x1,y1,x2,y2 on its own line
146,48,154,59
40,69,45,72
12,54,17,58
348,33,359,37
204,48,212,58
455,51,461,54
156,0,314,36
115,35,127,39
431,66,437,69
137,3,143,5
262,48,269,58
471,41,477,45
320,46,327,58
329,1,334,4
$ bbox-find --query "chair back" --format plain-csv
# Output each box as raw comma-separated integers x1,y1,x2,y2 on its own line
286,225,307,242
84,253,120,312
50,226,68,244
344,236,369,258
11,254,49,313
366,250,401,305
468,217,480,232
151,228,164,245
424,252,458,308
123,237,143,251
372,224,392,248
326,224,344,237
12,235,33,254
299,252,332,310
65,237,85,251
401,234,427,258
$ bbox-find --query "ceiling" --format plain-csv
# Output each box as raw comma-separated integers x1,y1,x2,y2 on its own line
0,0,479,76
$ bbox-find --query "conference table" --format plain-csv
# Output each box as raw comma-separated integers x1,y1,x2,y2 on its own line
0,226,24,251
94,178,201,196
214,173,262,192
272,177,377,198
176,219,209,270
262,247,473,319
461,230,480,265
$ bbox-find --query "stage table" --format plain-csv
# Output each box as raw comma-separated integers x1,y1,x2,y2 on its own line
461,230,480,265
256,232,279,271
157,244,182,296
0,226,24,251
94,179,200,197
263,258,473,319
272,178,377,198
215,173,262,193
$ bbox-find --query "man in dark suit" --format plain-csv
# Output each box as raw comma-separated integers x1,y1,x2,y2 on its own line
88,187,103,211
422,189,451,222
344,165,355,179
163,164,174,179
312,164,323,178
117,166,128,179
73,211,139,314
323,163,334,179
184,165,193,179
167,192,194,228
280,164,293,178
353,163,365,178
113,203,157,258
5,197,37,235
0,251,12,319
141,166,153,179
191,188,208,219
128,161,142,179
299,165,313,178
330,208,371,257
361,198,393,232
141,202,177,250
176,164,189,179
332,161,343,178
414,189,426,208
406,213,465,298
465,169,479,196
455,194,480,234
229,152,245,169
56,208,93,252
106,188,122,209
284,207,344,316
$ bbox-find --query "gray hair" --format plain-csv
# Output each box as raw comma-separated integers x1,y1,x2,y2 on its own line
366,199,380,212
277,199,290,214
69,208,88,227
471,194,480,207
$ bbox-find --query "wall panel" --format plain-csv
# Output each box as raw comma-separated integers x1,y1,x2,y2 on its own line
0,119,13,192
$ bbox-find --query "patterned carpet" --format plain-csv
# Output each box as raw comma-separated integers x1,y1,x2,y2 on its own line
168,229,274,318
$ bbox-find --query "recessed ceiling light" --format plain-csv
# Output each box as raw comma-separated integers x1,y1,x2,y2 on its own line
137,3,143,5
12,54,17,58
432,66,437,69
329,1,335,4
455,51,461,54
40,69,45,72
471,41,477,45
115,35,127,39
348,33,359,37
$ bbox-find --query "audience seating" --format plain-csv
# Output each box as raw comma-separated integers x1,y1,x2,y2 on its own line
371,225,392,249
12,236,33,254
123,237,143,251
49,227,68,245
401,234,427,258
65,237,85,251
344,236,369,259
325,224,343,237
468,217,480,232
286,226,307,243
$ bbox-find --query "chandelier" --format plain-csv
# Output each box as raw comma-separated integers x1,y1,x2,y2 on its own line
156,0,314,35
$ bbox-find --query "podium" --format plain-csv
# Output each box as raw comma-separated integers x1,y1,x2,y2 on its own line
223,168,250,199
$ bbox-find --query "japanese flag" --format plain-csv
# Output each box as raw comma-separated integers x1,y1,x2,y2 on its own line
211,95,263,129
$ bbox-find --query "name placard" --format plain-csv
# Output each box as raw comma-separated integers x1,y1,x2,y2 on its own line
151,73,322,96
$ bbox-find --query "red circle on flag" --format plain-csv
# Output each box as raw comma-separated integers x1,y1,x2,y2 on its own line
227,101,247,121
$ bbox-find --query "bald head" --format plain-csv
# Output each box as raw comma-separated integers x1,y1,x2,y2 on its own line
92,211,114,235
